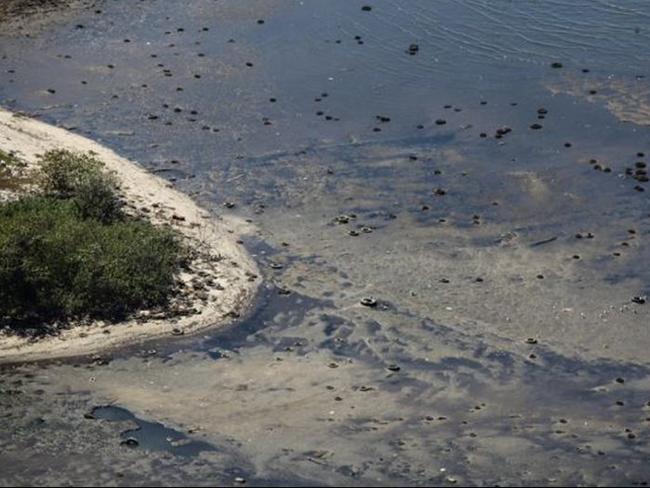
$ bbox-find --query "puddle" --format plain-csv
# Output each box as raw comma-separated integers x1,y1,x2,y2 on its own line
91,405,218,458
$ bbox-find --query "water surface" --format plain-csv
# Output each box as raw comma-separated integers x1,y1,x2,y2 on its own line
1,1,650,485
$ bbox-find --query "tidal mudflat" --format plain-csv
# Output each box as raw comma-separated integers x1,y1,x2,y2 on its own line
1,1,650,486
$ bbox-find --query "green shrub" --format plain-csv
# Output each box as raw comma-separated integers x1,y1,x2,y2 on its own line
0,149,22,168
0,196,186,329
38,149,122,223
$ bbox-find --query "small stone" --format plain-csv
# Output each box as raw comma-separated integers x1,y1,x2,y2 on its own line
407,43,419,54
335,214,354,224
121,437,139,447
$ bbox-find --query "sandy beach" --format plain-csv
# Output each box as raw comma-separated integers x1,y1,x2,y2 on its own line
0,108,261,364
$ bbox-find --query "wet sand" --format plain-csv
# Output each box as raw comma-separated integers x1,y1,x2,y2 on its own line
1,0,650,486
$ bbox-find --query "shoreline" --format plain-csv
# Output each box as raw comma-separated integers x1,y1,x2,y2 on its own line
0,108,261,364
0,0,92,35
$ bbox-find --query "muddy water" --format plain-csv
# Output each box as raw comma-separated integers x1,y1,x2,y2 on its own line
2,1,650,485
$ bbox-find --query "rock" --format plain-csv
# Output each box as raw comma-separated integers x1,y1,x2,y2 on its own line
360,297,377,307
335,214,355,224
121,437,139,447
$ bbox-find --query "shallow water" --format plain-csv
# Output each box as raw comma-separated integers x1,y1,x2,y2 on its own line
1,1,650,485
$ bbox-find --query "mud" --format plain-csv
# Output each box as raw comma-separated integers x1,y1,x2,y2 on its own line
1,0,650,486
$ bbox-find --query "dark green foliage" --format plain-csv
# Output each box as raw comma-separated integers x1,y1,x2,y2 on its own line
0,149,22,168
0,149,29,192
39,149,122,223
0,150,186,330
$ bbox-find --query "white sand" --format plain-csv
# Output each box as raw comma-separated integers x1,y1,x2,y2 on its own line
0,108,261,363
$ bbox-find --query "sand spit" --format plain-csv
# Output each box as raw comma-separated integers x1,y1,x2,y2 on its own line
0,108,261,363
